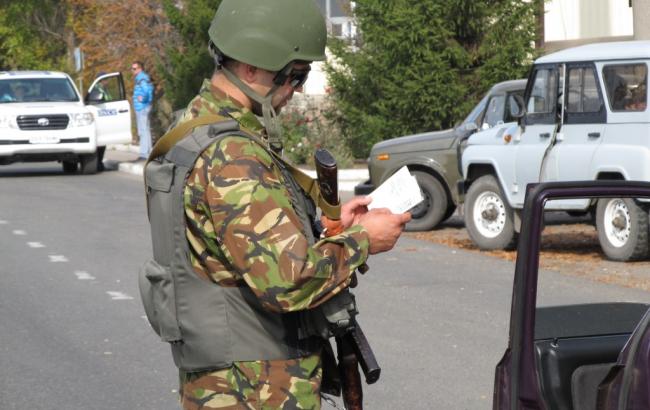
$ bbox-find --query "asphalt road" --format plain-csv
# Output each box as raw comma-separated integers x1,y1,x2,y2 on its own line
1,162,649,410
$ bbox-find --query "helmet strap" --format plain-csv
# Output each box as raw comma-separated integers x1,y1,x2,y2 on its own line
221,66,285,154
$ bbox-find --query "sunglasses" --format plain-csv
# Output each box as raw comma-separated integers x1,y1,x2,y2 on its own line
130,66,139,71
273,66,311,89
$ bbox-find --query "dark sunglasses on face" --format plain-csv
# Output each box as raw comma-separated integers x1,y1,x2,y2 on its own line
273,66,311,89
131,66,138,71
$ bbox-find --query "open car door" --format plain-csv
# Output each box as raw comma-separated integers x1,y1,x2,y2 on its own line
493,181,650,410
85,72,132,146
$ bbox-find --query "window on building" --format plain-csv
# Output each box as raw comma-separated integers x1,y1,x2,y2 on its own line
567,67,602,113
330,0,350,18
603,64,647,112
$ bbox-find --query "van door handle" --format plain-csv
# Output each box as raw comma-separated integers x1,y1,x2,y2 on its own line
588,132,601,138
540,133,550,138
118,109,129,113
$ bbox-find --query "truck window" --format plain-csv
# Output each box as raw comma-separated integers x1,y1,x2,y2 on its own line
567,67,602,113
603,63,647,112
482,95,506,129
527,68,557,115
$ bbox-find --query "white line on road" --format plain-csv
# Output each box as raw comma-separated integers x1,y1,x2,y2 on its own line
27,242,45,248
107,291,133,300
75,271,96,280
48,255,69,263
12,230,26,235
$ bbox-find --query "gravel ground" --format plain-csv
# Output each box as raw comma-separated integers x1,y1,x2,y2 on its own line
408,212,650,292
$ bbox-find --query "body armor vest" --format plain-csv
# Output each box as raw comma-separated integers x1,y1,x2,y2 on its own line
139,118,326,372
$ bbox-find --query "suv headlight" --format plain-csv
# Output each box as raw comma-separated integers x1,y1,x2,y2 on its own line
0,114,16,129
70,112,94,127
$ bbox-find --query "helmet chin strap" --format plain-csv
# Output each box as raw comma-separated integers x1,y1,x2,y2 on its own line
221,66,284,154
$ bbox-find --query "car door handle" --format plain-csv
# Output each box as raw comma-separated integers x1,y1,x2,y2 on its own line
540,132,550,138
588,132,601,138
118,109,129,113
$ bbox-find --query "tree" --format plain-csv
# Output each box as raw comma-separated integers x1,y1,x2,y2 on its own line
159,0,221,110
0,0,70,71
326,0,540,158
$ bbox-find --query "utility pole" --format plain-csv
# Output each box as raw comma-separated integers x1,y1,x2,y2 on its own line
633,0,650,40
535,0,545,50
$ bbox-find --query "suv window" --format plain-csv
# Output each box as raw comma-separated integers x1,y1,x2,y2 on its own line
482,95,506,129
567,67,602,113
88,75,124,103
0,78,79,103
603,63,647,112
527,68,558,114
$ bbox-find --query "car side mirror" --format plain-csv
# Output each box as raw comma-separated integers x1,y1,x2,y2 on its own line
463,122,478,132
509,94,526,119
85,88,103,104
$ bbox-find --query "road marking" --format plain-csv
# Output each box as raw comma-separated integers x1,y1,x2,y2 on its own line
106,291,133,300
27,242,45,248
12,230,26,235
75,271,96,280
48,255,68,263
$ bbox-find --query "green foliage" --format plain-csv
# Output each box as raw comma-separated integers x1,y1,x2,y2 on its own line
0,0,68,71
159,0,221,110
281,101,353,168
326,0,539,158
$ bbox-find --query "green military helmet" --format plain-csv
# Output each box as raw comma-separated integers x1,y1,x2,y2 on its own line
209,0,327,72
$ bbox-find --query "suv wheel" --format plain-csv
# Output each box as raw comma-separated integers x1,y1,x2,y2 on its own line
80,152,98,175
62,160,78,173
464,175,517,250
405,171,448,232
596,198,649,261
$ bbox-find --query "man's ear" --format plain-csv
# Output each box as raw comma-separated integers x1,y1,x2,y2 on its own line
240,63,259,84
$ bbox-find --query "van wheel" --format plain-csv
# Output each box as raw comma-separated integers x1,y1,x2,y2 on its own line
596,198,649,261
464,175,517,250
405,171,448,232
62,160,78,173
80,152,98,175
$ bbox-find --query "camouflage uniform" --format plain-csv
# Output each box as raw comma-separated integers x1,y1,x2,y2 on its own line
177,79,370,409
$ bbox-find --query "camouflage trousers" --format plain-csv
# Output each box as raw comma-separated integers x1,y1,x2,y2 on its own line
179,354,322,409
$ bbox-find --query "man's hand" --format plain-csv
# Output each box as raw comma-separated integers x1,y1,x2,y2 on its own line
340,196,372,229
358,208,411,254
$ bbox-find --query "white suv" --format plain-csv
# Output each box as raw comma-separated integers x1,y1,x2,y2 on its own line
0,71,132,174
462,40,649,261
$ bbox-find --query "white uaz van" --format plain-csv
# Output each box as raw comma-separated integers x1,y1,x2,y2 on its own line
462,41,649,261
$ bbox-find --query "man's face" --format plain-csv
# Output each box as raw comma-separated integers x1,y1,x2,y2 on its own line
131,64,142,76
256,63,311,112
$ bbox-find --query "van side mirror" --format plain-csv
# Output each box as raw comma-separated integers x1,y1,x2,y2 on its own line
509,94,526,119
463,122,478,132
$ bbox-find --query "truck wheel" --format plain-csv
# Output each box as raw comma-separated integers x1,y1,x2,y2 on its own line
596,198,649,261
62,160,78,173
405,171,448,232
464,175,517,250
80,152,98,175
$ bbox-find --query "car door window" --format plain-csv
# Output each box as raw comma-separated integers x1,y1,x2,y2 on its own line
603,63,647,112
524,66,560,125
88,75,126,103
481,95,506,129
565,65,606,124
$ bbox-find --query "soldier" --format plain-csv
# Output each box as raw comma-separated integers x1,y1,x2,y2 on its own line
141,1,410,409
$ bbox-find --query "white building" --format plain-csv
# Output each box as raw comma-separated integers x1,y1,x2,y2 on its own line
544,0,649,51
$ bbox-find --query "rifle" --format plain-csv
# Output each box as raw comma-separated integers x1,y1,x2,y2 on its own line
314,148,381,410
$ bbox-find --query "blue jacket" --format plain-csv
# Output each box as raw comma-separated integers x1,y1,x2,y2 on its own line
133,71,154,111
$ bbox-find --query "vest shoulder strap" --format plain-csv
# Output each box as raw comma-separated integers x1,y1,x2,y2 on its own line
146,113,340,220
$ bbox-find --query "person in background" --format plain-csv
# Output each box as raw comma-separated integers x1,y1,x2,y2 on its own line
131,61,154,159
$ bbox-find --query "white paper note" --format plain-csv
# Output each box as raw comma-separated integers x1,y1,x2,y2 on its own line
367,166,424,214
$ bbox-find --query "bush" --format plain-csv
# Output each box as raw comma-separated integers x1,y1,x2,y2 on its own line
281,98,354,168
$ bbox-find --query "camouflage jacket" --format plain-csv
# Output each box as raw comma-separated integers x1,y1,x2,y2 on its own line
180,79,369,312
178,79,370,409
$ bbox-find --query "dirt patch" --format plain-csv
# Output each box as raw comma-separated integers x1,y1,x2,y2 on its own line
408,220,650,292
